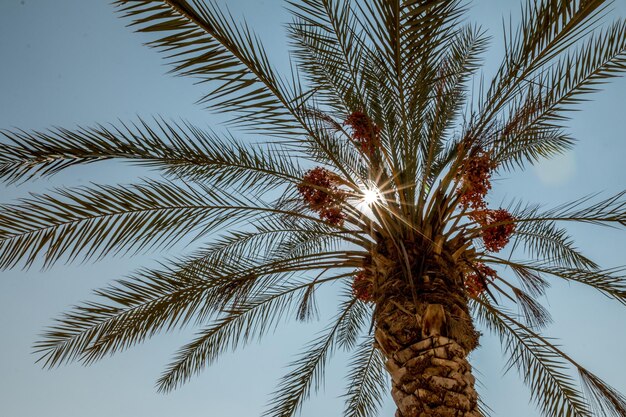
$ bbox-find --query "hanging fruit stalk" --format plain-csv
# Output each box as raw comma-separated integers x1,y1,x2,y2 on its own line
345,111,381,157
297,167,346,226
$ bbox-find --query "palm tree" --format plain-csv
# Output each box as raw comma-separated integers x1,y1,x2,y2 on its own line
1,0,626,416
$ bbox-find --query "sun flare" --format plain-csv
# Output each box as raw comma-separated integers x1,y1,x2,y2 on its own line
362,187,380,205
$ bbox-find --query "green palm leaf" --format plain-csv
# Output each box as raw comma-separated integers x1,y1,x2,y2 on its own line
115,0,303,135
343,337,388,417
475,298,626,417
264,294,359,417
510,218,598,269
0,118,303,187
0,179,344,269
287,0,369,112
494,260,626,305
34,266,211,368
493,19,626,168
156,274,347,392
477,0,611,135
473,299,591,417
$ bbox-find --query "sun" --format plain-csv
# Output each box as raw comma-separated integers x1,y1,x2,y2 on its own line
362,187,381,206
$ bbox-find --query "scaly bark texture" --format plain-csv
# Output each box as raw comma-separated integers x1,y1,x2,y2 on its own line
383,335,479,417
371,249,482,417
374,298,481,417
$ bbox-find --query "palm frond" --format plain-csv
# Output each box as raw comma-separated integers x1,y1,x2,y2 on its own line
35,243,356,370
507,261,551,297
175,214,362,275
171,229,367,282
296,107,368,183
511,287,553,329
114,0,303,135
493,18,626,168
360,0,465,103
33,267,210,368
473,299,591,417
343,337,388,417
1,180,213,268
496,260,626,306
579,368,626,417
296,280,319,322
264,294,359,417
420,24,489,190
507,0,609,70
36,251,294,367
266,201,365,259
156,274,345,392
478,0,611,131
287,0,368,112
402,1,467,126
475,297,626,417
510,219,598,269
510,192,626,228
337,292,372,350
357,0,466,194
492,123,575,172
0,179,341,269
0,118,303,187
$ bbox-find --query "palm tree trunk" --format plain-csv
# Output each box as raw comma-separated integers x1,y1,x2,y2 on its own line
374,299,481,417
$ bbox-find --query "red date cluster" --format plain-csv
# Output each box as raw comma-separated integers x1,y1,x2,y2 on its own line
464,262,497,298
352,270,374,302
479,209,516,252
345,111,381,156
458,150,497,211
457,149,516,252
297,167,346,226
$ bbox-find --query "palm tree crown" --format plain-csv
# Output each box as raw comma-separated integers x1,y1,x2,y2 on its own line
1,1,626,416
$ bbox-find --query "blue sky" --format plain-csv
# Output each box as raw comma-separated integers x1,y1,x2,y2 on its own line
0,1,625,416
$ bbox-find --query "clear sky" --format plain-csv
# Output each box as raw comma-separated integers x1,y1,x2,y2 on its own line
0,1,625,417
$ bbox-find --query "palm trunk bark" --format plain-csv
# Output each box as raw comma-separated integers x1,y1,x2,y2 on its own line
374,297,481,417
368,234,482,416
383,335,479,417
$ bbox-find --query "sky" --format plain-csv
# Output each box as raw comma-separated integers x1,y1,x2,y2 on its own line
0,1,625,417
